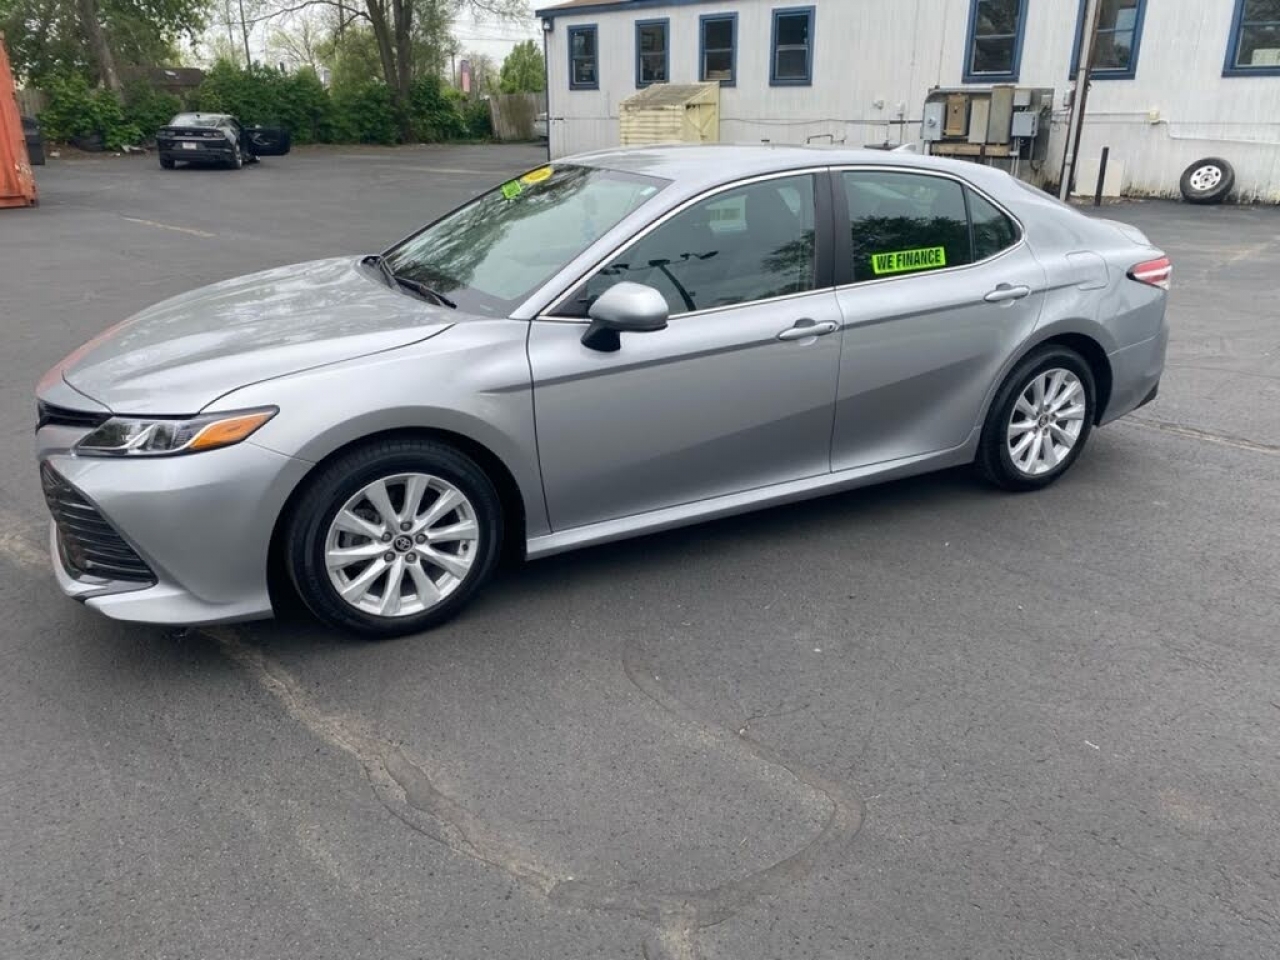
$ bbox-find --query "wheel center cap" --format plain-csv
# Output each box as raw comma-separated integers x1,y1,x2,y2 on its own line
1038,414,1050,427
393,535,414,553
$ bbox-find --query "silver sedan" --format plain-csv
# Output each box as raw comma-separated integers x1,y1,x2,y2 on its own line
34,146,1169,637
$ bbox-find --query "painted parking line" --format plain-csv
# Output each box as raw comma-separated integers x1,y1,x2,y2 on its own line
1125,417,1280,457
119,216,216,238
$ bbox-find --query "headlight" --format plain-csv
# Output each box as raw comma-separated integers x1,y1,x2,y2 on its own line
75,407,277,457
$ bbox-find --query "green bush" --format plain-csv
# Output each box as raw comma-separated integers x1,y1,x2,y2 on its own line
407,75,466,142
122,80,183,141
38,73,142,149
463,98,492,140
329,81,399,144
190,60,276,123
275,68,331,145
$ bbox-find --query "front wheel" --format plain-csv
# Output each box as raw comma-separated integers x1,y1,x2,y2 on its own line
977,346,1096,491
159,154,175,169
285,439,503,638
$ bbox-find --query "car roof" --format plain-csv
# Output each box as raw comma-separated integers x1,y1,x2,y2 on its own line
570,143,1015,195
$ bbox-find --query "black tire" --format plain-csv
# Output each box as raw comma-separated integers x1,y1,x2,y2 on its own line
285,438,503,638
1179,157,1234,204
976,345,1097,492
159,154,175,169
228,144,243,170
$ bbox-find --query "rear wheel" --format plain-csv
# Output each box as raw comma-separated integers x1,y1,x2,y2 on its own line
285,439,503,638
977,346,1096,491
228,144,243,170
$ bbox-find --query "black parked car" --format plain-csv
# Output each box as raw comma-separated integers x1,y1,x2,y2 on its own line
21,116,45,165
155,112,291,170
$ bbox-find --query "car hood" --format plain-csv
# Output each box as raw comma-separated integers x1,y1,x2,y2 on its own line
47,257,454,415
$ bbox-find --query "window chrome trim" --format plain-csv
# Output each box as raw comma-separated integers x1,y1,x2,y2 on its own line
539,166,833,324
829,164,1028,292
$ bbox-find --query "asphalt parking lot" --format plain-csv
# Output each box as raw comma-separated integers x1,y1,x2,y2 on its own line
1,145,1278,960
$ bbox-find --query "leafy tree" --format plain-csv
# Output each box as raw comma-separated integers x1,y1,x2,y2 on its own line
499,38,542,93
254,0,526,139
0,0,209,89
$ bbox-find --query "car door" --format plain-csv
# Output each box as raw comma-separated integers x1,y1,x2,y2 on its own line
527,170,843,532
829,167,1046,471
243,123,292,156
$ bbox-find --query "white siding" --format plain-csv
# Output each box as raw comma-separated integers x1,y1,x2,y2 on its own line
544,0,1280,200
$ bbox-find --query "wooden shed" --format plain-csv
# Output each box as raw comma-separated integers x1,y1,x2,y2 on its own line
619,82,719,147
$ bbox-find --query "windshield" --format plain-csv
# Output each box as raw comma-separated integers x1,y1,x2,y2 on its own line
383,164,669,316
169,114,223,127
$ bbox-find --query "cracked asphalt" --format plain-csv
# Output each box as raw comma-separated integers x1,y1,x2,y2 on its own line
1,145,1278,959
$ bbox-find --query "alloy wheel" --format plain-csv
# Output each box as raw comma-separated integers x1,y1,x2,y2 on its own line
323,473,479,617
1006,368,1088,477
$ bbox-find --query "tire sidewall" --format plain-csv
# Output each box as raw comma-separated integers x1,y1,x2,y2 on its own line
288,444,502,638
983,347,1096,490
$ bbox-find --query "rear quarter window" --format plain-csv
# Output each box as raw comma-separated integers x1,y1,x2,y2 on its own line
968,190,1020,260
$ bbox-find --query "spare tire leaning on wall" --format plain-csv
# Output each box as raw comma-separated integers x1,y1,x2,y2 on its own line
1180,157,1235,204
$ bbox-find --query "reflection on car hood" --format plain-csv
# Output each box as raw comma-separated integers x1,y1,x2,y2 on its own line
49,257,454,415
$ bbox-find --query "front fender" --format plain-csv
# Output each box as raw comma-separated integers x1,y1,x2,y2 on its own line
209,320,550,538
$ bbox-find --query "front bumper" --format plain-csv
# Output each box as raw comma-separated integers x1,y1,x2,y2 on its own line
40,441,312,626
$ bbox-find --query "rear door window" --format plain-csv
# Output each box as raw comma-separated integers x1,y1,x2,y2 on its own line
842,170,971,282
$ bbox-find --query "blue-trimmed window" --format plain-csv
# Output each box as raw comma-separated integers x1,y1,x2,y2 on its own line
963,0,1028,82
636,18,669,86
1225,0,1280,76
700,13,738,85
1071,0,1146,79
771,7,815,86
568,24,599,89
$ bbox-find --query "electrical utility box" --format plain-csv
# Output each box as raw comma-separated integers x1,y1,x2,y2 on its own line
921,86,1052,164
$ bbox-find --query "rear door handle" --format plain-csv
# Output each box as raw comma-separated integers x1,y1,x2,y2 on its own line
984,283,1032,303
777,319,839,341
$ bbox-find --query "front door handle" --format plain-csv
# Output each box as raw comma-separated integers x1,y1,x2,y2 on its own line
777,319,839,341
984,283,1032,303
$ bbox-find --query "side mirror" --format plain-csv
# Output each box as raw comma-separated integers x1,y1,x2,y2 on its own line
581,282,669,352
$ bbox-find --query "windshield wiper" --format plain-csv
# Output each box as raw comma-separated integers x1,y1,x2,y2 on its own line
392,275,457,309
362,254,457,309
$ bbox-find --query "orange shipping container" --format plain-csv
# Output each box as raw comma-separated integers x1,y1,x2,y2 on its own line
1,32,38,209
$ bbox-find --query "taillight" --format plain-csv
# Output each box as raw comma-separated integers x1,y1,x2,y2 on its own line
1128,256,1171,291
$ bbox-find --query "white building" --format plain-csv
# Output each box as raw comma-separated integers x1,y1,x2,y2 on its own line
536,0,1280,201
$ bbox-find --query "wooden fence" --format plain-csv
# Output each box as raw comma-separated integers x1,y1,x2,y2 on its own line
488,93,546,142
15,87,46,118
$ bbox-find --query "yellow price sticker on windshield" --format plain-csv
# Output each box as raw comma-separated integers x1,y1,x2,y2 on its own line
521,166,553,186
871,246,947,275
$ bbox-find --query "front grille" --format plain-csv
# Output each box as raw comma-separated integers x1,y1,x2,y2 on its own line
40,464,155,584
36,401,109,431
